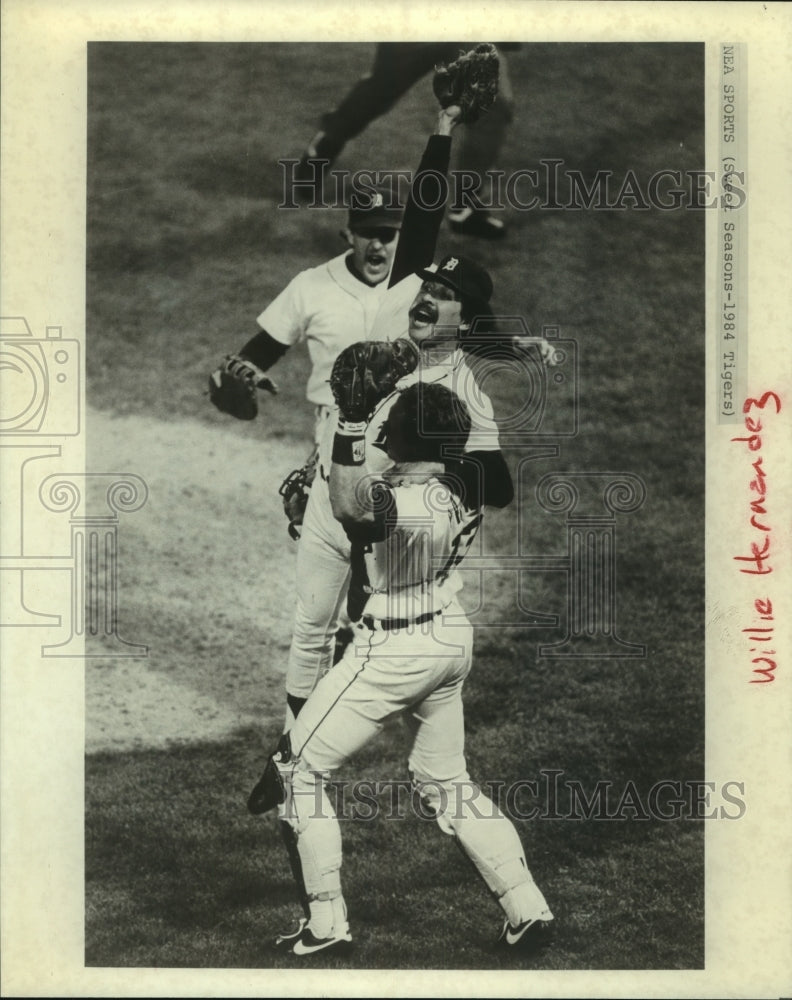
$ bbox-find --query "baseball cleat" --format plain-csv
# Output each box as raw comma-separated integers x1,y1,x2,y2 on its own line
273,916,308,950
448,206,507,240
496,916,554,952
292,923,353,956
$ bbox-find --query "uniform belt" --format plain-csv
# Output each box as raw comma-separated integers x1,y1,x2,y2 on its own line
360,610,442,631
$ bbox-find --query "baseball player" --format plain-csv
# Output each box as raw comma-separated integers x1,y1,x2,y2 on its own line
284,90,554,724
251,381,554,955
209,185,403,449
292,42,518,239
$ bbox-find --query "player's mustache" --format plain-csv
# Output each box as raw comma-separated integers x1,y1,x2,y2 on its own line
410,300,439,324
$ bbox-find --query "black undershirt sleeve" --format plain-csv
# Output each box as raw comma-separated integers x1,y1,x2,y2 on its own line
389,134,453,288
444,450,514,510
239,327,290,370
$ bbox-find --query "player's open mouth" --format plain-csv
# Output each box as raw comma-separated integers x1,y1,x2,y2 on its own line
367,253,386,267
410,301,438,326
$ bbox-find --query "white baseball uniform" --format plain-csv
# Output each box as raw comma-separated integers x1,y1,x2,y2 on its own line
284,473,553,933
257,251,390,441
284,345,500,702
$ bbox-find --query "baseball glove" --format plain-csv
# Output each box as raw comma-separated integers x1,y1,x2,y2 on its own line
247,733,293,815
208,354,278,421
432,43,500,125
329,338,419,423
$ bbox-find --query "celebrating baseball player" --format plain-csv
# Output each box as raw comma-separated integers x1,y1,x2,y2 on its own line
244,48,556,957
284,48,555,721
208,176,404,536
248,379,554,956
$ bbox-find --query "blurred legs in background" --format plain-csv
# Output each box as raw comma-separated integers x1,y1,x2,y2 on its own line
295,42,516,239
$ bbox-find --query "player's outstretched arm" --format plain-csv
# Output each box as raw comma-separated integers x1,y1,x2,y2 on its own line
209,261,310,419
238,326,290,371
207,330,282,420
388,105,461,289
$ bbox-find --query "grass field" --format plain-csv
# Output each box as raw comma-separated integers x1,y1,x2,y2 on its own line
85,42,705,970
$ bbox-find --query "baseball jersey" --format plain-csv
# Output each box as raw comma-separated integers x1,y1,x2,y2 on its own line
317,349,500,484
345,475,482,623
256,252,389,407
305,349,499,560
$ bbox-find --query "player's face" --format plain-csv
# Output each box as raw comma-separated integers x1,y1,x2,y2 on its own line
408,280,464,344
346,226,399,287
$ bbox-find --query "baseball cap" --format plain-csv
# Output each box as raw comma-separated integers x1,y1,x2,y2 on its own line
347,183,403,231
417,254,494,306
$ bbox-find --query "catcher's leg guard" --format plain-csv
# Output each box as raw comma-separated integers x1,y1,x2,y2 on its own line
278,820,311,921
412,773,552,926
284,767,344,897
283,766,346,938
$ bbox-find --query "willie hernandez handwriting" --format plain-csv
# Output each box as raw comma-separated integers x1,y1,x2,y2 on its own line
731,391,782,684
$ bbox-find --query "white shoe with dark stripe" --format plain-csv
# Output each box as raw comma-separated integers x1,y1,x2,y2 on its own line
497,916,554,952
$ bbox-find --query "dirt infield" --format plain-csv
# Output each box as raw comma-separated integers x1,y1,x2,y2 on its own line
87,405,299,753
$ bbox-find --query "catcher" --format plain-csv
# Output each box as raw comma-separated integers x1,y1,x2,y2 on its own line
249,379,555,958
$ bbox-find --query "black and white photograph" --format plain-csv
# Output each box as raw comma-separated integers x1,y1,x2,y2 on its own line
1,3,790,997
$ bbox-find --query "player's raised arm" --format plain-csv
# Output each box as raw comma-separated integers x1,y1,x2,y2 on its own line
327,340,420,526
387,105,461,289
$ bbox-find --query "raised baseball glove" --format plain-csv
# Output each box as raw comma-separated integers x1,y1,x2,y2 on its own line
432,43,500,125
208,354,278,421
329,338,419,423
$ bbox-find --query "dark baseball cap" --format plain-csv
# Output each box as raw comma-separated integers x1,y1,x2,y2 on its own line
417,254,494,305
348,183,403,231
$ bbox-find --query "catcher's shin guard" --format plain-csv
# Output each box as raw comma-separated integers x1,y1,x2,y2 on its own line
412,774,549,923
279,820,311,920
286,768,344,904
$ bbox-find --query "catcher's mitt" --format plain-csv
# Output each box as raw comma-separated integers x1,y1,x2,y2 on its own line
433,43,500,125
329,339,419,423
279,449,318,540
208,354,278,421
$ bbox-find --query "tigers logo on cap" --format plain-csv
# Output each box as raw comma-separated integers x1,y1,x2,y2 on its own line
442,257,460,272
347,184,403,230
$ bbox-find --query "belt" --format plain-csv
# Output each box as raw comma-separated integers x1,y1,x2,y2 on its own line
360,610,442,632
